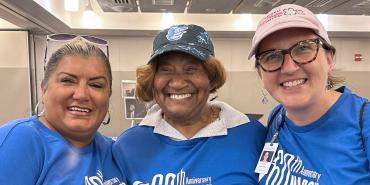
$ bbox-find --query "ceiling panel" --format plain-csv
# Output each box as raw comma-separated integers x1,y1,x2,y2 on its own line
139,0,188,13
187,0,242,14
96,0,138,12
234,0,295,14
294,0,351,14
325,0,370,15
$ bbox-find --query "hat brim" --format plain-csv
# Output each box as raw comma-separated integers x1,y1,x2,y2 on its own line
248,20,319,60
148,44,212,63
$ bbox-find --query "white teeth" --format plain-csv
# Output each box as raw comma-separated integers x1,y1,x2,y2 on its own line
69,106,90,113
282,79,305,87
170,94,191,100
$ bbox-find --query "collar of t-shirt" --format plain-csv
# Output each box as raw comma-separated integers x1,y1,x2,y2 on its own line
139,101,249,140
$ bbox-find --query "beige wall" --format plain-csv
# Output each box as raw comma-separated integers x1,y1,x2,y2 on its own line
1,34,369,137
0,31,31,124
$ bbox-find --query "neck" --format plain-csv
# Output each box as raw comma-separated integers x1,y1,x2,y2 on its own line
38,115,93,148
165,106,220,139
285,90,341,126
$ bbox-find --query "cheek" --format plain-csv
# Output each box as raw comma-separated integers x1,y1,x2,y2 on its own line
260,73,274,89
153,77,166,93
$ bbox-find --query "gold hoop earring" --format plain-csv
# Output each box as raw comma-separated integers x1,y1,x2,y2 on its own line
102,112,110,125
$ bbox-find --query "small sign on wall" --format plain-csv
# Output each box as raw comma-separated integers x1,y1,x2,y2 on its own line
354,53,363,62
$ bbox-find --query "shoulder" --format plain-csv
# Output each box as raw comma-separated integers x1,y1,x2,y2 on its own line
0,116,44,173
229,118,267,142
114,126,154,146
0,116,42,148
337,86,368,104
113,126,155,151
93,132,115,150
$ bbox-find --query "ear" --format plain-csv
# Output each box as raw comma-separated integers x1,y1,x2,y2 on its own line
326,51,335,71
41,80,47,95
257,68,262,78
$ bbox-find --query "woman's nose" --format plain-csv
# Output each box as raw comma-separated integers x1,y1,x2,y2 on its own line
73,84,89,101
169,73,188,89
280,55,300,74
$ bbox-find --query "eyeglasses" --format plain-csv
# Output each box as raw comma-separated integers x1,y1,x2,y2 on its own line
256,38,323,72
44,33,109,69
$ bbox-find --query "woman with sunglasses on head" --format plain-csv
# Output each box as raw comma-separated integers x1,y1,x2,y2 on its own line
0,36,126,184
113,24,266,184
249,4,370,184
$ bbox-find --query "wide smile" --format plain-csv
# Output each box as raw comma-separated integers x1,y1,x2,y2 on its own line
67,106,92,113
280,78,307,88
168,93,192,100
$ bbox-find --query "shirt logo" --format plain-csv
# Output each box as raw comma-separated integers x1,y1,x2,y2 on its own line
133,169,212,185
85,170,126,185
260,149,321,185
166,25,188,41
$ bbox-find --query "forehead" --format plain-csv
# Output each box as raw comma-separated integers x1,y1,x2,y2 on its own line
157,52,201,65
259,28,317,50
56,55,108,74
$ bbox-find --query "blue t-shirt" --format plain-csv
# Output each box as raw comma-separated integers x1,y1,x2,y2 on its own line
113,118,266,185
259,87,370,185
0,115,126,185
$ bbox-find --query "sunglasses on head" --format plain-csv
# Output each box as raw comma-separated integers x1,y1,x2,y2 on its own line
44,33,109,70
47,33,108,45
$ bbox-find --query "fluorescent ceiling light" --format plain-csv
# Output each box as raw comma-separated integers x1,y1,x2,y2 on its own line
235,14,252,30
317,14,328,29
161,13,174,29
64,0,79,12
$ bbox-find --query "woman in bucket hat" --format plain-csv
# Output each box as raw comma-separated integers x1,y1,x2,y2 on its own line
113,24,266,184
249,4,370,184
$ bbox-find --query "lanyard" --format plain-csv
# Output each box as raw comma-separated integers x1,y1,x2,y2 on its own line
270,111,286,144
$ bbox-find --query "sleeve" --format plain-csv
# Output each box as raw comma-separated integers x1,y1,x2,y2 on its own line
111,135,130,180
96,134,128,184
0,124,43,184
244,119,267,184
361,102,370,170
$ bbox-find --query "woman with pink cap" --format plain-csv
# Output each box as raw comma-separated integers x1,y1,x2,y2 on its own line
249,4,370,184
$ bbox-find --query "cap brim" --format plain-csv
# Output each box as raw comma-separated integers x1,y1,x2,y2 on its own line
248,21,319,60
148,44,211,63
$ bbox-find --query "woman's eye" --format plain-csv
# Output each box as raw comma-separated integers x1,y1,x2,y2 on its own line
264,53,281,62
90,83,104,88
61,78,74,84
158,66,172,73
185,66,197,73
295,42,315,52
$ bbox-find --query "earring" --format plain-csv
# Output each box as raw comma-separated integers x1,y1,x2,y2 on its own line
209,92,218,101
326,80,334,90
102,112,111,125
34,101,44,116
261,89,269,104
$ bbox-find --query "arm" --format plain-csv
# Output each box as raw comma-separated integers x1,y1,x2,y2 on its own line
0,123,42,184
361,102,370,169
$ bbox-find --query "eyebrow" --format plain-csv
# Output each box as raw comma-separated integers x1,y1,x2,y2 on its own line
59,72,108,81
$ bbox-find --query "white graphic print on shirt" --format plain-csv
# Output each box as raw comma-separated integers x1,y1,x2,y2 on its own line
133,169,212,185
261,149,321,185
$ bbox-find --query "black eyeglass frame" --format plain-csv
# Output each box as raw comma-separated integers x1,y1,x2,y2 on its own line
256,38,324,72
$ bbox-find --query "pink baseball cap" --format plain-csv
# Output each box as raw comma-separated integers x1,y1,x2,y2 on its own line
248,4,331,59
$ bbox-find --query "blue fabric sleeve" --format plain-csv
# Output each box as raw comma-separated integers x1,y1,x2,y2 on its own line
362,102,370,170
0,124,43,184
